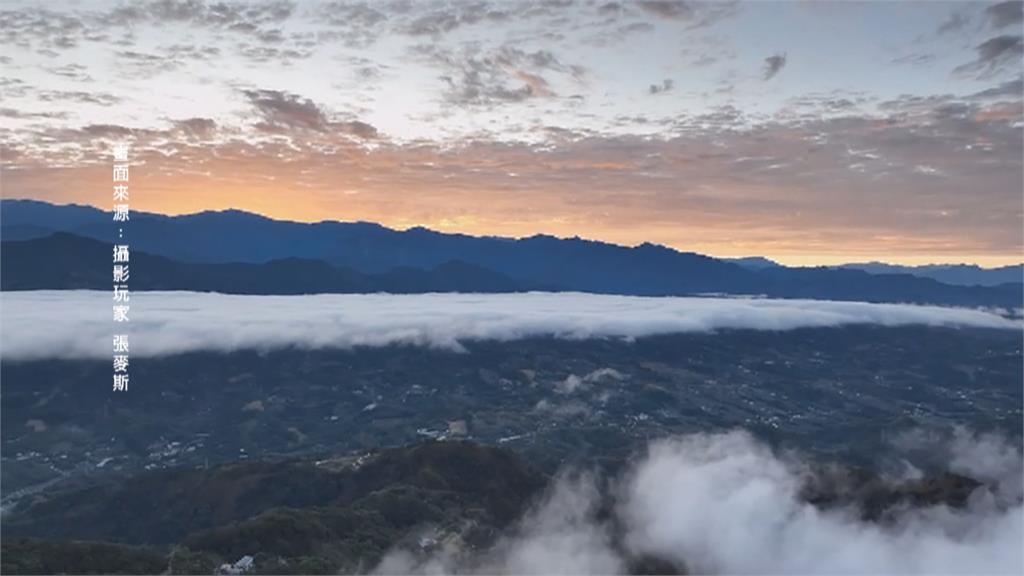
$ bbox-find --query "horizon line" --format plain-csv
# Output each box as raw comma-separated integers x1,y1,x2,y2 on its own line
3,197,1021,270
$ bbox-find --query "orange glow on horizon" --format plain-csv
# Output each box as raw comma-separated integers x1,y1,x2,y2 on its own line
9,195,1021,269
3,154,1020,269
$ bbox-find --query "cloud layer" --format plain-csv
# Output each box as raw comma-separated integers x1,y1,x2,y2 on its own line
375,429,1023,574
0,291,1017,360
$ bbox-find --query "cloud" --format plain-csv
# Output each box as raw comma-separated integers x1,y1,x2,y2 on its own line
244,88,331,132
161,43,222,61
173,117,218,139
648,78,673,95
334,119,379,139
986,1,1024,30
235,43,311,63
637,0,695,20
45,63,93,82
319,1,388,34
0,8,87,52
970,77,1024,99
762,52,787,80
404,3,510,36
36,90,121,106
0,107,69,120
376,470,623,575
242,88,378,138
0,291,1017,361
108,0,295,32
417,44,580,106
938,10,970,35
555,368,623,394
635,0,737,28
954,35,1024,78
892,53,937,66
374,429,1023,574
892,427,1024,504
620,430,1022,574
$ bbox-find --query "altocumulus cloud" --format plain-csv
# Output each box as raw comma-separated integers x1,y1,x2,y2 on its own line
0,291,1018,360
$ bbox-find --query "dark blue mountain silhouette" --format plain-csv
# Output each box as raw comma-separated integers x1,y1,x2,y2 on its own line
834,262,1023,288
2,199,1020,306
1,232,524,294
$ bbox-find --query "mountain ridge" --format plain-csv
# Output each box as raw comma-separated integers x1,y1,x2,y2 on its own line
0,233,526,294
2,200,1021,307
6,199,1019,273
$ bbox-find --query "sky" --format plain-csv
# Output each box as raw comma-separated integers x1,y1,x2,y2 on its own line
1,0,1022,266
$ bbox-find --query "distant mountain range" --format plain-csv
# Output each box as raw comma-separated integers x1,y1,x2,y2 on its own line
2,199,1021,307
726,257,1022,287
837,262,1021,287
1,233,523,294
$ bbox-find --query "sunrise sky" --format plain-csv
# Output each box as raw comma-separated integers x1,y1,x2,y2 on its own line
1,0,1022,265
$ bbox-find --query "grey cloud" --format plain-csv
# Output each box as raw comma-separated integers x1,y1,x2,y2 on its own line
37,90,121,106
0,292,1016,360
649,78,674,95
970,77,1024,99
598,2,624,17
538,125,595,142
244,88,331,132
243,88,379,138
236,43,311,63
78,124,139,139
405,2,510,36
254,28,285,43
114,50,182,78
892,53,937,66
315,1,514,46
162,44,222,61
762,53,787,80
320,1,387,28
938,10,970,35
690,53,718,67
785,93,866,115
635,0,737,28
637,0,695,20
954,35,1024,78
492,46,583,80
45,63,93,82
418,44,580,106
342,55,391,82
439,71,537,104
116,50,165,63
316,2,391,47
986,1,1024,29
109,0,294,30
335,120,378,139
0,78,30,99
174,117,218,139
0,108,69,120
0,8,86,51
616,21,655,36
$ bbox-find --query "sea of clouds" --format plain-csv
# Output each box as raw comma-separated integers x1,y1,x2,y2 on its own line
375,428,1024,575
1,291,1019,360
